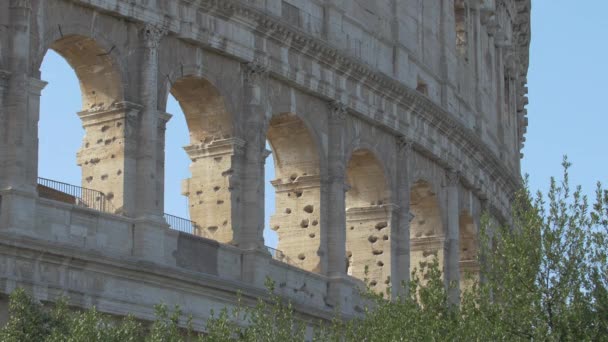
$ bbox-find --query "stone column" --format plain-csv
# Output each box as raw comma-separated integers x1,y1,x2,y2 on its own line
2,0,33,192
326,101,347,277
325,101,354,310
182,138,246,242
390,137,413,299
445,169,460,305
135,24,166,220
155,112,172,215
76,102,142,215
0,1,40,232
0,70,7,184
236,61,268,251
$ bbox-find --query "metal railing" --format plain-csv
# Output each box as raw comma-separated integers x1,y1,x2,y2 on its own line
164,213,200,235
37,177,302,268
266,246,298,266
37,177,111,213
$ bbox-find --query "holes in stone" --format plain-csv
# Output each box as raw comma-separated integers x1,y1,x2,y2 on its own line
290,174,297,181
223,220,228,226
116,169,122,175
198,200,203,204
111,154,115,159
85,176,93,183
90,158,100,164
383,235,389,241
298,253,306,260
213,186,221,192
85,142,90,148
350,226,354,230
416,78,429,95
104,139,112,145
347,251,353,258
300,219,309,228
214,157,222,162
217,200,224,205
116,122,122,127
207,226,218,232
311,219,318,226
272,225,280,231
196,190,203,195
308,233,315,238
295,190,303,198
101,125,110,132
422,250,437,258
285,208,292,214
100,174,108,180
106,192,114,200
303,205,314,213
375,222,388,230
369,280,377,287
96,139,103,144
372,249,384,255
377,261,384,267
368,235,378,243
415,232,423,238
384,278,391,285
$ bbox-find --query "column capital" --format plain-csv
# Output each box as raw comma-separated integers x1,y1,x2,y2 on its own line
446,168,460,187
396,135,414,152
243,60,268,86
328,100,347,123
141,24,167,49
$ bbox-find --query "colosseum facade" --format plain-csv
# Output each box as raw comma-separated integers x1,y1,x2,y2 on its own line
0,0,530,328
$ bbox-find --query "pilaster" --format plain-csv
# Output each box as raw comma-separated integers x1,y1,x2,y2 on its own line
325,100,350,306
236,60,268,251
76,101,142,216
391,136,413,298
270,174,322,273
3,0,32,192
346,204,394,296
135,24,166,220
182,138,246,243
445,169,460,305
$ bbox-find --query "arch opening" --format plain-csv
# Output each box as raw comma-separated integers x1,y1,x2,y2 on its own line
169,76,235,243
266,113,321,272
37,35,126,214
409,180,444,283
345,149,391,294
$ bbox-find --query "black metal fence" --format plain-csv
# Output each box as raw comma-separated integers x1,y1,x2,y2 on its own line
37,177,111,213
266,246,297,266
36,177,298,267
164,213,200,235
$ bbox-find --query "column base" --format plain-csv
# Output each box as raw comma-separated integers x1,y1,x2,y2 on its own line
326,274,362,315
132,217,170,264
0,188,37,232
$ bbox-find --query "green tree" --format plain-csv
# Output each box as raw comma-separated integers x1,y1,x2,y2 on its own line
1,158,606,341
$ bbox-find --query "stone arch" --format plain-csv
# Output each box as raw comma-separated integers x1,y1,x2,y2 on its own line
33,24,127,109
409,179,445,282
345,148,392,294
168,75,236,244
267,112,322,272
34,32,132,215
459,211,479,290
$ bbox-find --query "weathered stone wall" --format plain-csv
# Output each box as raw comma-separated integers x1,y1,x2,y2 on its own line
0,0,530,326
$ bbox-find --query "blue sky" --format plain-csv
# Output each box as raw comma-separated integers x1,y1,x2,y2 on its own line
38,1,607,249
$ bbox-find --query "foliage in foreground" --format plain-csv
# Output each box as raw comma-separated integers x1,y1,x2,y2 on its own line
1,158,607,341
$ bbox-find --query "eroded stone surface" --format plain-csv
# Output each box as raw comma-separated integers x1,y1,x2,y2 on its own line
0,0,530,325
